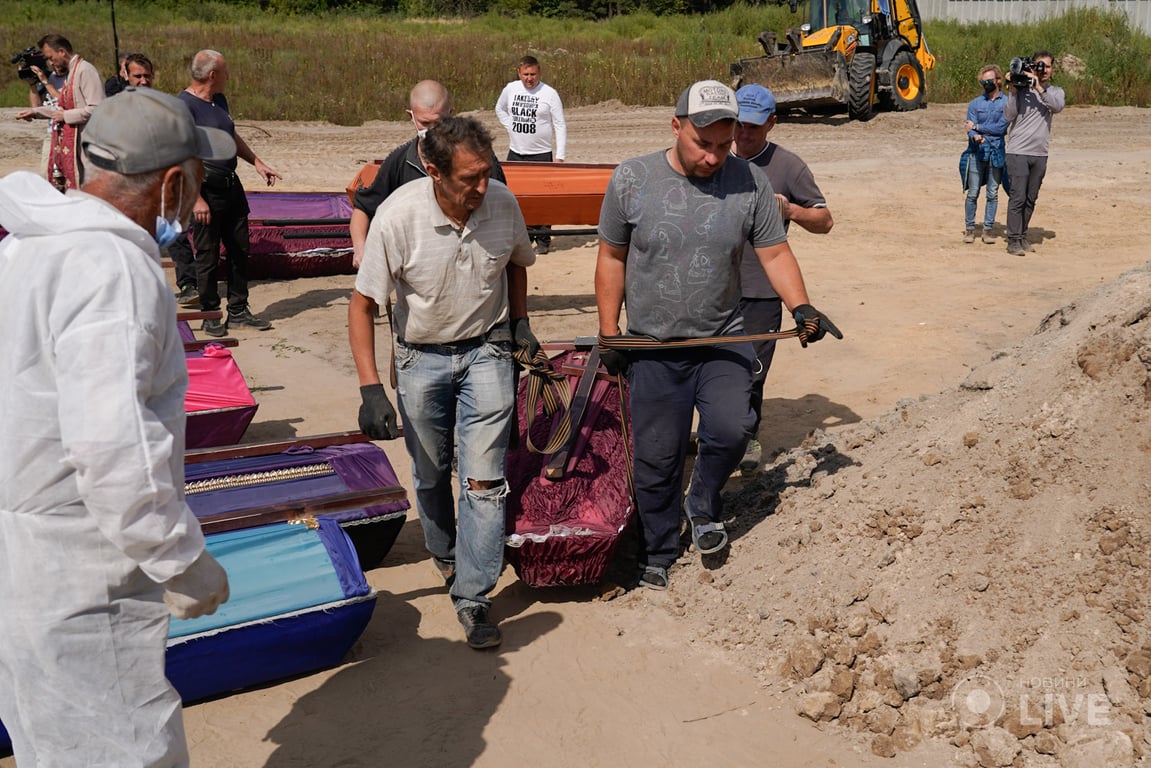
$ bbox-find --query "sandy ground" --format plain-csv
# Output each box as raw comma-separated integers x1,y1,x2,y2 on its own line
2,100,1149,767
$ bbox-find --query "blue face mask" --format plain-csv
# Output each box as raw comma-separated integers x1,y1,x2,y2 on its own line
154,181,185,248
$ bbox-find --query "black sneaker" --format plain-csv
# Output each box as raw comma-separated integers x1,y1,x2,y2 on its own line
228,309,272,331
201,318,227,338
457,606,502,649
175,285,200,307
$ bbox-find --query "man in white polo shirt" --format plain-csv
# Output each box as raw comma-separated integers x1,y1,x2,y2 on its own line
348,115,539,650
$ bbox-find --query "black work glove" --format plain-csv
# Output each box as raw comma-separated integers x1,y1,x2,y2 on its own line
358,384,400,440
597,334,630,376
511,316,541,359
792,304,843,348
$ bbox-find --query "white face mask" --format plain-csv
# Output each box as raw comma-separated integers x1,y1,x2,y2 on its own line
154,178,185,248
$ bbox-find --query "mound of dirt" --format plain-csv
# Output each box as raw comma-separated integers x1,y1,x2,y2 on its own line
639,262,1151,767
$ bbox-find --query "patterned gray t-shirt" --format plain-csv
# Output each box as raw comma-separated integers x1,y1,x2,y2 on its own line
598,149,785,340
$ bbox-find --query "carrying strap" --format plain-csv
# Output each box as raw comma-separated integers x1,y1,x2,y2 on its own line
615,370,636,506
512,346,574,455
385,300,398,390
597,327,800,350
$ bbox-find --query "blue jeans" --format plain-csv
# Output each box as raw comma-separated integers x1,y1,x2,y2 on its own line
394,338,515,611
964,157,1002,231
627,345,756,567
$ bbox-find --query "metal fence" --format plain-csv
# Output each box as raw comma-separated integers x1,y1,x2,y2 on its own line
918,0,1151,34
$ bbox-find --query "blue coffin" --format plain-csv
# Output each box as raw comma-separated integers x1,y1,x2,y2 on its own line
0,517,375,757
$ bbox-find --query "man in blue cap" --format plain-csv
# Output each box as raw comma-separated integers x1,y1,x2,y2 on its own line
732,84,835,476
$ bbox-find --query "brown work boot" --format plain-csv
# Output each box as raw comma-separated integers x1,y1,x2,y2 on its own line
963,229,976,244
981,230,996,245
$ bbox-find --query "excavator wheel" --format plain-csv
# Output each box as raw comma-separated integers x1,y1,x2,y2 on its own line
889,50,926,111
848,52,875,121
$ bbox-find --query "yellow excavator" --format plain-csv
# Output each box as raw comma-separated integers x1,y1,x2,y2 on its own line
730,0,936,120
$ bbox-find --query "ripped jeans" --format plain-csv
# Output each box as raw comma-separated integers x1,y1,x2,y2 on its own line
394,337,515,610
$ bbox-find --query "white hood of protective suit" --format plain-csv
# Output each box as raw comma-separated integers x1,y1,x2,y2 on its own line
0,170,158,251
0,171,205,585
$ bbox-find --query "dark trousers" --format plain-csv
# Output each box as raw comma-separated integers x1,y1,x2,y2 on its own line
194,175,252,314
740,297,784,436
1005,153,1047,244
627,346,756,567
168,233,197,290
507,150,552,247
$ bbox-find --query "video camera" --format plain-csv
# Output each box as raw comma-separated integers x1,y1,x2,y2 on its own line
1008,57,1048,88
11,47,48,82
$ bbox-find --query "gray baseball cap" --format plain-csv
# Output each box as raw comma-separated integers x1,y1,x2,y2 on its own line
82,87,235,175
675,80,739,128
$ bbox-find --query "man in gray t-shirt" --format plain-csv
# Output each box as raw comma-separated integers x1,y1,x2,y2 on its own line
733,84,834,476
595,80,840,591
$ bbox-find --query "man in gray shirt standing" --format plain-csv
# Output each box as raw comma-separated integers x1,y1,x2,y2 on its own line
1004,50,1064,256
595,80,840,591
733,84,834,476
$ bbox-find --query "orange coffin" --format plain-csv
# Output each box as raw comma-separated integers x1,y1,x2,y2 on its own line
346,160,616,228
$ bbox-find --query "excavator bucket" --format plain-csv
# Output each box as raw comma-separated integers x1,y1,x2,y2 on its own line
730,50,849,111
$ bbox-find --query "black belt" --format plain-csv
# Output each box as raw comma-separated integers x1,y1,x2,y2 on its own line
398,324,511,353
397,334,486,352
202,168,240,189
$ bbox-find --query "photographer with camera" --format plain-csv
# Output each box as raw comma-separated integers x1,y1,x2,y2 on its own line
14,49,67,178
14,35,103,192
1003,50,1064,256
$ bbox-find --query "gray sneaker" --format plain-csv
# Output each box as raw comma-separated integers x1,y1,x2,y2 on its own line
963,229,976,244
201,318,227,338
1022,238,1036,252
739,438,763,477
1006,240,1026,256
228,309,272,331
981,230,996,245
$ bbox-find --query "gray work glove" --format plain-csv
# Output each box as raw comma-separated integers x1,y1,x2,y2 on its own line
359,383,400,440
792,304,843,348
511,317,541,359
163,550,230,620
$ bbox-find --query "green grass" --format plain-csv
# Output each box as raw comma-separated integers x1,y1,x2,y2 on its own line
3,1,1148,123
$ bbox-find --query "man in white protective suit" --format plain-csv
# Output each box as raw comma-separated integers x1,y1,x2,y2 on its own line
0,86,233,767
